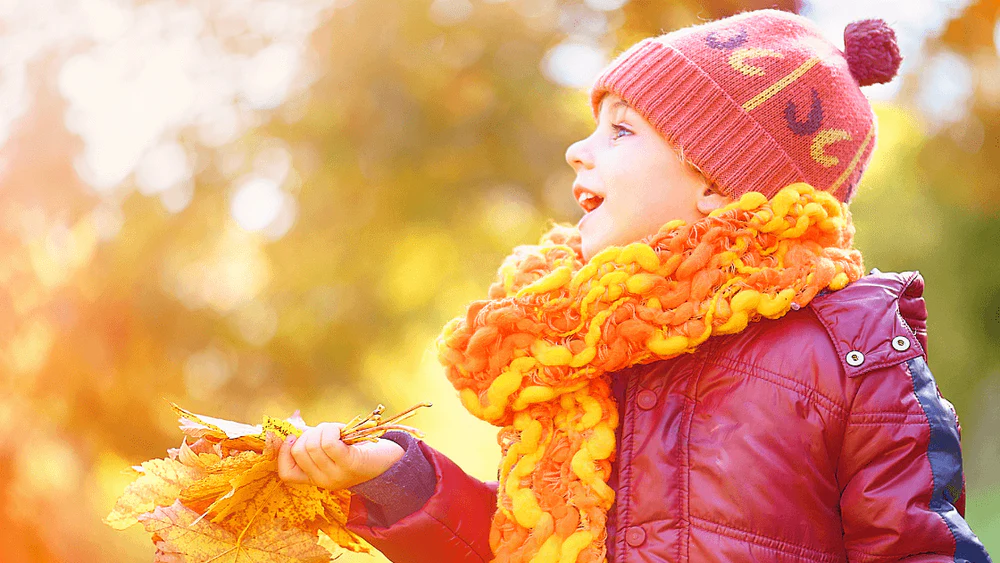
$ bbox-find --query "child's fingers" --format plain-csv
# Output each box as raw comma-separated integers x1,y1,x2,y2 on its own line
318,422,349,460
277,436,311,484
302,425,341,478
290,430,325,483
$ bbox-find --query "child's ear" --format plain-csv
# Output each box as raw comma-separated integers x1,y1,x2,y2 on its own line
695,188,733,216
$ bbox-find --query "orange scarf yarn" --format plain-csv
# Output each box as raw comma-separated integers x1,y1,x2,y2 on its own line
435,183,864,563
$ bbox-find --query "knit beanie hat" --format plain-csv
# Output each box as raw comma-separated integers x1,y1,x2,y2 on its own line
589,9,902,203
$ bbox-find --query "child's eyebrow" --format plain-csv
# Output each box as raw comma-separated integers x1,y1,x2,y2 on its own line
600,98,631,122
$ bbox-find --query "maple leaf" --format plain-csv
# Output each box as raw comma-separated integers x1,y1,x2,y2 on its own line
139,501,333,563
167,438,224,462
317,514,369,554
105,457,208,530
263,415,306,439
189,434,370,554
178,450,261,514
172,404,285,452
174,439,223,469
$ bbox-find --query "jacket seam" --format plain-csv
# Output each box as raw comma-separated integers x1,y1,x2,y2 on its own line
848,411,929,424
689,515,840,562
710,354,848,418
423,508,489,562
616,372,639,563
835,359,866,502
850,407,927,415
681,352,710,563
846,420,929,426
845,546,942,561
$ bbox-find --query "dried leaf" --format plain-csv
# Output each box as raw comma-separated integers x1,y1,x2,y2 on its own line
175,440,222,470
178,450,261,513
105,458,207,530
262,415,304,440
172,404,305,453
139,501,332,563
172,404,263,441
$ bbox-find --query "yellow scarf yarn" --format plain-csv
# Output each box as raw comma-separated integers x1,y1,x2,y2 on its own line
435,183,864,563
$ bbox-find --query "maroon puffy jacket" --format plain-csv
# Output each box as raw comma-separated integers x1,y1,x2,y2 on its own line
346,270,992,562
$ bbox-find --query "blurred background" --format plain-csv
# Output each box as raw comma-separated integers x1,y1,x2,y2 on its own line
0,0,997,560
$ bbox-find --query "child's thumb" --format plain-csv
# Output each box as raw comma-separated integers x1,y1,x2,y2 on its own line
353,438,405,475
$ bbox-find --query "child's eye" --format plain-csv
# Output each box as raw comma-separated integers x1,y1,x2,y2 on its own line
611,124,632,140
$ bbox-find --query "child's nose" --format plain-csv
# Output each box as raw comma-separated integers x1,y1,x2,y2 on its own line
565,138,593,171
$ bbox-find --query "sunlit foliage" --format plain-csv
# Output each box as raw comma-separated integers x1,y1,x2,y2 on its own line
0,0,997,560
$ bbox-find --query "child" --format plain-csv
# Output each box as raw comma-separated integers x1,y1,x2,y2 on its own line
278,9,992,562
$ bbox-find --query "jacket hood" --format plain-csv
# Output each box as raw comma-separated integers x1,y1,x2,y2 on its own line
808,269,928,378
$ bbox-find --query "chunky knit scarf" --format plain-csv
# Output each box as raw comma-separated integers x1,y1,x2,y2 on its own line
436,183,864,563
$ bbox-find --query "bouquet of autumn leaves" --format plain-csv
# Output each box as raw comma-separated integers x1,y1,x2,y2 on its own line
106,402,430,562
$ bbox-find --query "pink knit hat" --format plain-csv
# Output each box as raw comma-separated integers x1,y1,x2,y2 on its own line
589,9,902,203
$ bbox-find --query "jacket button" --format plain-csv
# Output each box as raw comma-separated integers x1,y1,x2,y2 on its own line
636,389,657,410
892,336,911,351
845,350,865,367
625,526,646,547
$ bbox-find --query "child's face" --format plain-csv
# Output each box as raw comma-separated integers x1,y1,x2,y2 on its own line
566,93,712,261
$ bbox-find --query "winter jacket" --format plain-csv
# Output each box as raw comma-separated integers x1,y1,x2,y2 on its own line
345,270,992,562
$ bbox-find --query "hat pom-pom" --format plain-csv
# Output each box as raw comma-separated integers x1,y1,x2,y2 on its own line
843,19,902,86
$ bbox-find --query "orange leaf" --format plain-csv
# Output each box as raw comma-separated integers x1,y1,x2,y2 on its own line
139,501,332,563
105,458,207,530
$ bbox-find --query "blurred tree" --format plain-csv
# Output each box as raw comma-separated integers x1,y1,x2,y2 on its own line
0,0,997,560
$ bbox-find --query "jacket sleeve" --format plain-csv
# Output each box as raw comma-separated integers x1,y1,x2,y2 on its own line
345,437,499,563
347,432,441,527
838,356,991,562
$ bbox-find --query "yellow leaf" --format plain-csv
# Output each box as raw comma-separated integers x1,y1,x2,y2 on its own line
178,450,261,512
173,439,222,470
262,415,305,439
172,404,303,451
139,501,332,563
318,517,373,555
104,458,207,530
173,403,266,441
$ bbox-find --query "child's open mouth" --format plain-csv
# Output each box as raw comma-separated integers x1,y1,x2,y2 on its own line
574,185,605,213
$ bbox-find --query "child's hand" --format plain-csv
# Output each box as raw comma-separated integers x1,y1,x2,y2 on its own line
277,422,405,490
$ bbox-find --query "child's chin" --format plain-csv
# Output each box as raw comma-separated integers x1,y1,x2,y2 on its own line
579,236,602,262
